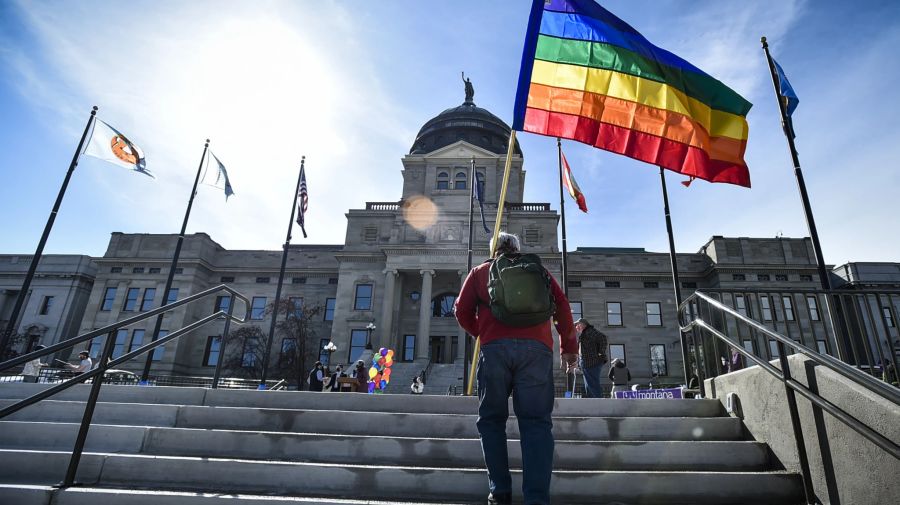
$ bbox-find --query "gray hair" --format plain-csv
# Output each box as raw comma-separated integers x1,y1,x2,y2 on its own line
493,232,520,256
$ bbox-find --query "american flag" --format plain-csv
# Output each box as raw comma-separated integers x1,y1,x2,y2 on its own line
296,161,308,238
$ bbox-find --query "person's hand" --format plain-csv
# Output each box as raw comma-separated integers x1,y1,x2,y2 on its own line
561,353,578,372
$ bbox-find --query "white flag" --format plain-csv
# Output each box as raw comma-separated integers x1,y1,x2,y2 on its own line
202,151,235,200
84,119,153,178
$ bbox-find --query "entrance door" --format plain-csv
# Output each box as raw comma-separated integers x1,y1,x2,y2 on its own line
429,336,445,363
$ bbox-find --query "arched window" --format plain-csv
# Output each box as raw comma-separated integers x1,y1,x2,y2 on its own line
431,293,457,317
454,171,467,190
436,171,449,190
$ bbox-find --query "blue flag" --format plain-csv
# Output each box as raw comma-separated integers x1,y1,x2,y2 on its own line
473,173,490,234
773,58,799,117
203,152,235,200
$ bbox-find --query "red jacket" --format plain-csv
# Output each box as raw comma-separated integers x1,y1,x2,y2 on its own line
454,259,577,354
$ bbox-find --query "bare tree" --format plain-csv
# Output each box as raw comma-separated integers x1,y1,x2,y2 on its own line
220,299,322,388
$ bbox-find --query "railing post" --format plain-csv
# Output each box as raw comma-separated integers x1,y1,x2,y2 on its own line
776,340,816,505
62,330,116,487
212,300,235,389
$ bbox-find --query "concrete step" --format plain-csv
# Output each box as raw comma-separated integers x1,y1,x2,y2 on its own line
0,383,726,417
0,421,771,471
0,450,804,504
1,400,747,441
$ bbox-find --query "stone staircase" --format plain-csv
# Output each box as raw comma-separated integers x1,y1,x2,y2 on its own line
0,383,803,504
423,363,465,395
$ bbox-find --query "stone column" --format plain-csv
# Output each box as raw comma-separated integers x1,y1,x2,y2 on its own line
379,269,397,350
416,269,435,360
456,270,467,363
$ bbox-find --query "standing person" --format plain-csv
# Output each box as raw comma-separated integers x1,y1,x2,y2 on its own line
574,319,607,398
354,360,368,393
65,351,92,375
455,232,577,505
410,376,425,394
884,359,898,387
328,364,346,392
728,347,744,373
307,361,325,392
608,358,631,397
22,345,47,383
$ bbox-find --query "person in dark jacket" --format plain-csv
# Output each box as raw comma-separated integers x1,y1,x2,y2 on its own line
354,360,368,392
607,358,631,397
307,361,325,392
574,318,607,398
328,364,346,392
455,232,577,505
728,347,744,373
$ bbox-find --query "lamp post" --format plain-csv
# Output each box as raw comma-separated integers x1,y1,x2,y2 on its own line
365,322,376,350
323,341,337,367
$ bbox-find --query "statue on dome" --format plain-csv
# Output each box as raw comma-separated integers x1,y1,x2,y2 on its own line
462,72,474,102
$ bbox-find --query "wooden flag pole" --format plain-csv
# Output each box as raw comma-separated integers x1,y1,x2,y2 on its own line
0,106,97,360
140,139,210,383
466,130,517,395
259,156,306,390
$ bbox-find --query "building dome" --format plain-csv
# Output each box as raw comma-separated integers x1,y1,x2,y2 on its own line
409,100,522,155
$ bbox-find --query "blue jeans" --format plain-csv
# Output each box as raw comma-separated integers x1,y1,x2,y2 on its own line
582,363,604,398
476,338,554,505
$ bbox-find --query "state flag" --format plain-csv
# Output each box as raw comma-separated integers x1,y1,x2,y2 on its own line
561,150,587,213
84,119,153,178
202,151,235,200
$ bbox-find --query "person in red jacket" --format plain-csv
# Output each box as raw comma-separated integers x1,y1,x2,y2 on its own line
455,232,577,505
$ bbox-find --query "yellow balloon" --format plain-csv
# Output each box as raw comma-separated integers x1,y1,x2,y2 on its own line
368,367,377,379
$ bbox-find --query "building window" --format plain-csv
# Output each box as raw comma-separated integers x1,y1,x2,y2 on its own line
250,297,267,320
454,171,467,190
288,297,303,319
609,344,626,365
314,338,329,366
645,302,662,326
220,276,235,283
733,274,746,281
203,336,221,366
165,288,178,305
242,336,259,368
769,340,780,358
292,277,306,284
101,287,117,311
152,330,167,361
816,340,828,355
607,302,623,326
149,267,161,274
403,334,416,362
112,329,129,359
760,296,773,321
649,344,667,376
280,338,298,367
807,296,820,321
681,282,698,289
363,226,378,242
775,274,789,282
742,339,754,354
431,294,457,317
570,301,582,321
354,284,373,310
643,281,659,289
605,281,620,288
129,329,145,353
174,268,183,274
349,329,368,363
39,296,54,315
884,307,896,328
132,267,145,274
256,277,270,284
214,295,231,314
328,278,338,285
734,295,747,317
436,171,449,190
757,274,770,282
89,338,103,360
140,288,156,311
123,288,140,311
800,275,813,282
324,298,335,321
110,267,123,273
782,296,795,321
524,228,540,244
568,280,582,288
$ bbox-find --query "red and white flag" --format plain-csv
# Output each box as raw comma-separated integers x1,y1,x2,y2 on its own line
561,150,587,213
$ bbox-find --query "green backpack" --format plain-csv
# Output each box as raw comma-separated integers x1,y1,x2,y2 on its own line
487,253,556,327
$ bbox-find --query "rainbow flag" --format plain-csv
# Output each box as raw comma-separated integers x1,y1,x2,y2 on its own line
512,0,752,187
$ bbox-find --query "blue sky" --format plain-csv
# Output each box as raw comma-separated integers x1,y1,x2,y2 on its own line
1,0,899,264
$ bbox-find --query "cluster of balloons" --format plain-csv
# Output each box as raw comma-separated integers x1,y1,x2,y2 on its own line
367,347,395,394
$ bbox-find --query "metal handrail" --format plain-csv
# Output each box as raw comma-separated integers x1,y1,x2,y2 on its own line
681,291,900,404
0,283,250,487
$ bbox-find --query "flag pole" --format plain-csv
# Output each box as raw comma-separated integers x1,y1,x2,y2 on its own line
139,139,210,383
259,156,306,390
463,156,477,396
466,130,517,395
556,138,570,297
0,106,97,360
761,36,844,360
659,167,691,386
